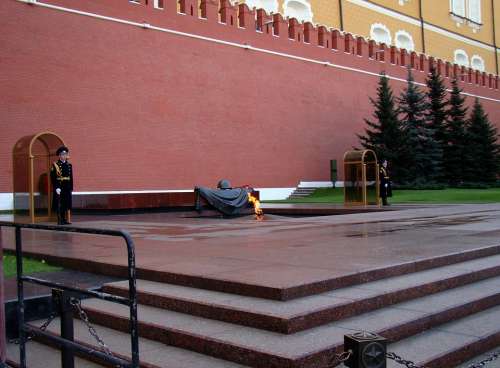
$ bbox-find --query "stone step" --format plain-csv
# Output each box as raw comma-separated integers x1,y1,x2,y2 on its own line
455,348,500,368
80,276,500,368
6,340,103,368
385,306,500,368
13,243,500,301
334,306,500,368
130,245,500,301
103,254,500,334
27,319,249,368
287,188,317,199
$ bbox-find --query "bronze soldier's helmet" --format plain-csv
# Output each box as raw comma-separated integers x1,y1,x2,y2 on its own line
217,179,232,190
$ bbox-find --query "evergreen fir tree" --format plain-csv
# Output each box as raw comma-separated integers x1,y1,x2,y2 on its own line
466,98,500,183
358,73,407,182
425,65,447,182
398,68,441,184
444,78,469,185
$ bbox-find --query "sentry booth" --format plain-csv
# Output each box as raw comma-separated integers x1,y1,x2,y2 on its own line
343,149,380,206
12,132,66,223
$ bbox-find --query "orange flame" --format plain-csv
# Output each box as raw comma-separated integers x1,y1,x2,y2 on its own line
248,192,264,220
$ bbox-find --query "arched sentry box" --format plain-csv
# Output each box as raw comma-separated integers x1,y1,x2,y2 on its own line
12,132,66,223
343,149,380,206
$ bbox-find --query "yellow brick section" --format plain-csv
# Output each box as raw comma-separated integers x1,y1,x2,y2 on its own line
421,0,494,45
310,0,339,29
236,0,500,75
342,2,423,51
425,31,496,74
371,0,419,18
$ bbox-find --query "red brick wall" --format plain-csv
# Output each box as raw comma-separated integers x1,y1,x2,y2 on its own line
1,0,499,193
0,230,5,363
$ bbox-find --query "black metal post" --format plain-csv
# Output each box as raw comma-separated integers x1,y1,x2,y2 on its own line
53,289,75,368
338,0,344,32
124,232,139,368
492,0,499,75
418,0,426,54
15,226,26,368
0,221,139,368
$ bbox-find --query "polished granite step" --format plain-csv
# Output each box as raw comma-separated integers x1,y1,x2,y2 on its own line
385,306,500,368
103,254,500,333
26,318,250,368
6,340,103,368
455,347,500,368
79,276,500,368
132,244,500,301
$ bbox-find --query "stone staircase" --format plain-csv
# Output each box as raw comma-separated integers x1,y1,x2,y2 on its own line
287,187,317,200
7,252,500,368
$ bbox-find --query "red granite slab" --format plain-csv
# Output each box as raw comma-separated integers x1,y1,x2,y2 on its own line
2,205,500,301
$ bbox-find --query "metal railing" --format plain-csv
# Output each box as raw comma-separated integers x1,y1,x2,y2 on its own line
0,221,139,368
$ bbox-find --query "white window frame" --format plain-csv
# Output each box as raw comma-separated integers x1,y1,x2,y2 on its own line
395,30,414,51
154,0,164,9
449,0,482,30
283,0,313,23
470,55,485,72
450,0,466,17
467,0,481,24
245,0,279,14
370,23,392,46
454,49,470,67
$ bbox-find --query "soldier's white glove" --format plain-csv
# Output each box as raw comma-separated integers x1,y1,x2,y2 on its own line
385,184,388,188
56,188,61,195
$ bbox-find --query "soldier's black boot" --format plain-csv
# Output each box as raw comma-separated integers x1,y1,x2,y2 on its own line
62,211,71,225
57,215,64,225
382,197,388,206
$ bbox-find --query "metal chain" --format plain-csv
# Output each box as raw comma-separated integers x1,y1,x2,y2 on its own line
386,351,426,368
466,350,500,368
8,312,56,344
70,297,115,358
328,349,353,367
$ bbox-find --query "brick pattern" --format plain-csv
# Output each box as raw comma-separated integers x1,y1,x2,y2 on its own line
1,0,499,194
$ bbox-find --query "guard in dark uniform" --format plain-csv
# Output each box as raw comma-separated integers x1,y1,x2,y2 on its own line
50,146,73,224
379,159,392,206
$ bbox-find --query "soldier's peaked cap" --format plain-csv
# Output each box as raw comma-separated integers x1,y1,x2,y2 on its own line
56,146,69,155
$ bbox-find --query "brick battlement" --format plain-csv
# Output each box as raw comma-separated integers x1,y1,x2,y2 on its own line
21,0,499,96
3,0,500,196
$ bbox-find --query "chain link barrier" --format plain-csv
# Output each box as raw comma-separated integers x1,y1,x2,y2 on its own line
385,349,500,368
465,350,500,368
7,297,500,368
8,312,56,345
386,351,426,368
69,297,115,359
328,349,353,367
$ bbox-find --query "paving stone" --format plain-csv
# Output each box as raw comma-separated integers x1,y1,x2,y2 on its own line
456,348,500,368
6,341,102,368
34,319,249,368
3,204,500,301
104,265,500,333
78,279,500,366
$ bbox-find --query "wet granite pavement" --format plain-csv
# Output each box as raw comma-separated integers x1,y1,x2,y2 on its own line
1,204,500,291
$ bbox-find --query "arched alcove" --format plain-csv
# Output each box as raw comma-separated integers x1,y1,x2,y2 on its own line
454,49,469,67
283,0,312,23
343,149,380,206
12,131,66,223
395,30,414,51
471,55,485,72
245,0,278,13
